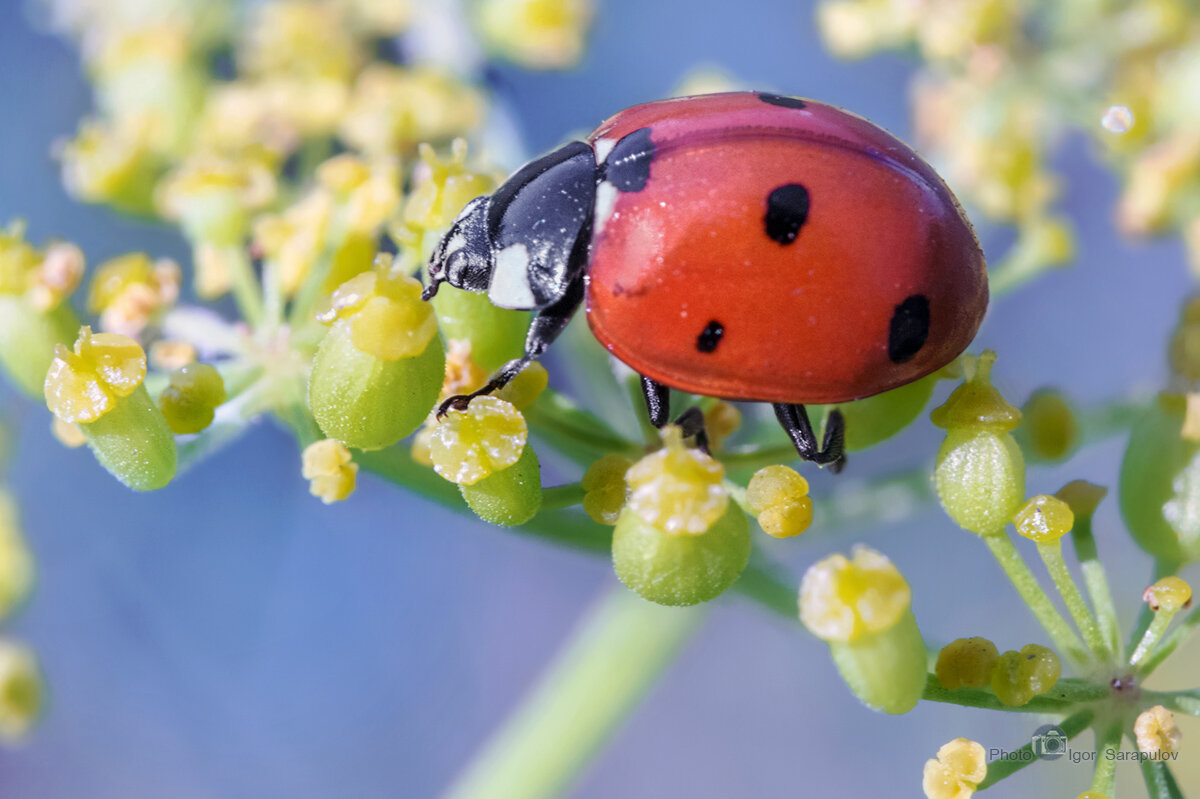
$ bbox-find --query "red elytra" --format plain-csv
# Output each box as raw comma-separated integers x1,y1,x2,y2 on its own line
583,92,987,405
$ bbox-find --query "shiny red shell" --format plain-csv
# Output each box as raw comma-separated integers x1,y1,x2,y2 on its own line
583,92,987,404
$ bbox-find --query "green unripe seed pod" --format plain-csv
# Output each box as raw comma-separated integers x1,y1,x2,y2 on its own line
1119,393,1200,563
0,299,79,397
935,429,1025,536
935,637,1000,690
309,319,446,450
931,353,1025,536
80,383,178,491
1015,388,1079,463
829,610,926,714
431,286,529,372
611,503,750,607
459,445,542,526
799,546,925,714
158,362,226,434
991,644,1060,706
830,371,940,452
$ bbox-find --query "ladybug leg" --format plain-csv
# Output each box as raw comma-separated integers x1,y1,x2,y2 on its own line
672,406,710,454
638,378,709,452
436,279,584,418
772,404,846,473
640,376,671,428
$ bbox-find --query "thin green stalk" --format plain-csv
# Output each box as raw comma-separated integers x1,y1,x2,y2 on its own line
1037,542,1107,658
732,556,798,620
1138,606,1200,677
984,533,1090,665
1127,558,1182,656
524,391,642,465
443,588,704,799
976,708,1094,791
260,258,285,336
1091,720,1122,795
224,246,265,327
541,483,585,510
920,674,1081,713
288,248,335,327
1131,609,1178,670
1141,756,1185,799
1143,689,1200,717
1069,513,1123,659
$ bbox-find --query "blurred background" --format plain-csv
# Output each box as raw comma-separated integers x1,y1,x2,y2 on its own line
0,0,1197,796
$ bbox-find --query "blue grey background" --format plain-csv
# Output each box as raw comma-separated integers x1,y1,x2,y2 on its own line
0,1,1196,797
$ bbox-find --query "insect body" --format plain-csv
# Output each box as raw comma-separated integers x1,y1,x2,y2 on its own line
424,92,988,470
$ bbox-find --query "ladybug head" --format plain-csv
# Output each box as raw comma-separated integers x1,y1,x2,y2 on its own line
422,196,493,301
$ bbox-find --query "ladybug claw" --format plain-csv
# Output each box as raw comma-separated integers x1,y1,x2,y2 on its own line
435,394,473,420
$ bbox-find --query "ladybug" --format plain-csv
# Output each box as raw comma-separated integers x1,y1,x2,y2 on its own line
423,92,988,470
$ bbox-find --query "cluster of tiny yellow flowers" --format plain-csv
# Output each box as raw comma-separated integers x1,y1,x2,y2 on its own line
746,465,813,538
87,252,181,336
581,454,632,526
818,0,1200,278
922,738,986,799
934,635,1061,706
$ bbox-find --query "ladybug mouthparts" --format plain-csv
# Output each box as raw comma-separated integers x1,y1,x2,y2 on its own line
424,196,493,301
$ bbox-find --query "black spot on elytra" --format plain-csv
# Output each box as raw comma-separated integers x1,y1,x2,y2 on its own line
758,92,807,110
888,295,930,364
696,320,724,353
604,128,655,192
764,184,810,244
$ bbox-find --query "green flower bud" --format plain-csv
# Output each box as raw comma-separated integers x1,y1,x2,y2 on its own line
0,640,42,741
611,503,750,607
1015,388,1079,463
309,258,446,450
831,371,940,452
0,299,80,396
991,644,1060,706
935,637,999,690
460,445,542,526
1119,393,1200,563
799,546,926,714
45,328,176,491
158,363,226,434
431,286,529,372
931,352,1025,536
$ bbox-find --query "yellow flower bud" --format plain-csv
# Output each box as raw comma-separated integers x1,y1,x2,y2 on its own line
51,417,86,449
935,637,999,690
1135,705,1182,756
625,426,728,535
1143,576,1192,612
87,252,180,336
403,140,496,233
317,257,437,361
477,0,593,69
1014,494,1075,543
991,644,1060,706
922,738,987,799
1016,389,1079,462
429,397,528,486
0,640,42,741
746,465,813,538
302,440,358,504
496,362,549,410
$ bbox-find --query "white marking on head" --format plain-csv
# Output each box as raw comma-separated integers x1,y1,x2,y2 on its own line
594,138,616,164
488,244,536,309
593,181,619,235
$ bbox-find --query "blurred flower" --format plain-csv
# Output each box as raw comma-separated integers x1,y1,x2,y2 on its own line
302,439,358,504
476,0,593,69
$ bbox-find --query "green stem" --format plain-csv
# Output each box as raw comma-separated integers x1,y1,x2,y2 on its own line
1131,610,1178,670
222,244,264,327
1127,558,1182,656
1091,720,1122,795
920,673,1085,713
1069,513,1123,660
1140,756,1186,799
288,247,335,328
1138,607,1200,678
976,709,1094,791
541,483,585,510
1037,542,1107,658
443,588,704,799
523,391,642,466
732,556,798,620
984,533,1090,665
1142,689,1200,717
